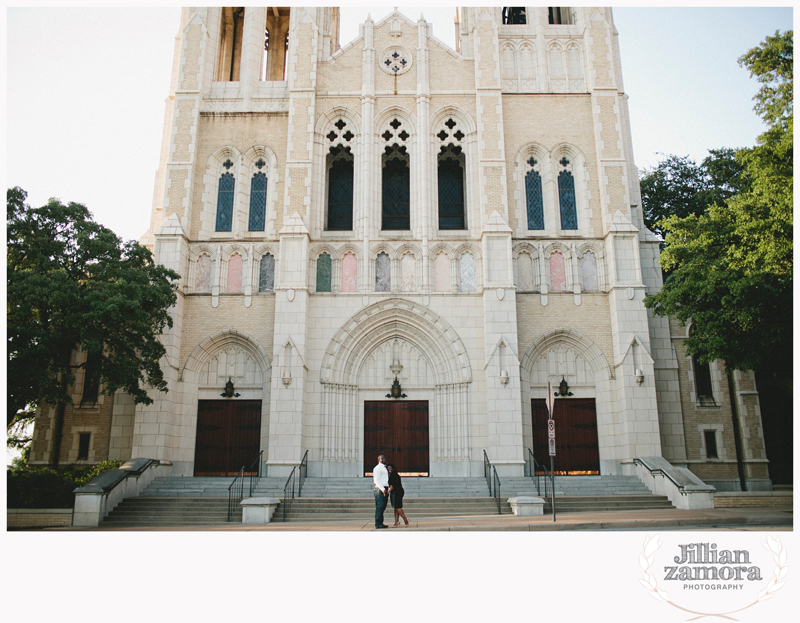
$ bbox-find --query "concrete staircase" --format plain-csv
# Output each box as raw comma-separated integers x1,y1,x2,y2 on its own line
98,474,673,526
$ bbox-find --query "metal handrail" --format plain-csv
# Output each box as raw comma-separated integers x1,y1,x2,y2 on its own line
227,467,245,522
526,448,552,498
298,450,309,497
482,450,502,515
282,467,296,522
248,450,264,497
228,450,265,521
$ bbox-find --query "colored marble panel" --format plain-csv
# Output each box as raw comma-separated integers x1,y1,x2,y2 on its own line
582,252,598,291
195,254,211,292
401,254,415,292
550,252,566,291
375,252,391,292
459,253,476,292
259,253,274,292
517,253,534,291
317,253,332,292
434,253,450,292
226,254,243,292
342,253,357,292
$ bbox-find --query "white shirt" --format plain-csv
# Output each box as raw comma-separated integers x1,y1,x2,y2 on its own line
373,462,389,490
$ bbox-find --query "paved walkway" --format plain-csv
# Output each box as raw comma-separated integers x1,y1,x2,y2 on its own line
46,505,792,532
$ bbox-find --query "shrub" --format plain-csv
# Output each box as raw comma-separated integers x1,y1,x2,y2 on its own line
6,461,123,509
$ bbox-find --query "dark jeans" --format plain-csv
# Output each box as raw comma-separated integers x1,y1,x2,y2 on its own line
374,488,388,527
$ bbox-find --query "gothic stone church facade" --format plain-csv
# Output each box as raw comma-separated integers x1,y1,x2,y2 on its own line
31,7,773,490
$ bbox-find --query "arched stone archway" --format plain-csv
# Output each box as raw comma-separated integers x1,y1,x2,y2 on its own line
182,329,272,474
318,299,473,476
520,328,613,473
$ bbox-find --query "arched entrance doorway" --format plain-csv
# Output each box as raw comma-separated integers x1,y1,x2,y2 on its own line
319,299,473,477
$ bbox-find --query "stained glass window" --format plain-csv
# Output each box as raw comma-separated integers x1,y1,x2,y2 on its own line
215,172,235,232
375,252,391,292
382,146,410,230
525,169,544,229
316,253,331,292
259,253,274,292
438,153,465,230
248,172,267,231
558,170,577,229
327,146,354,230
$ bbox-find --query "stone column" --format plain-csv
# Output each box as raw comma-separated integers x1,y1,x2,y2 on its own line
585,8,661,470
471,9,524,476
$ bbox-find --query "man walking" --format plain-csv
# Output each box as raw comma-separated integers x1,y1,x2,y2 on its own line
373,454,389,529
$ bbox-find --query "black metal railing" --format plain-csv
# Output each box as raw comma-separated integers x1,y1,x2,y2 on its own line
228,450,265,521
248,450,264,497
483,450,502,515
282,467,297,522
298,450,308,497
281,451,310,522
525,448,552,498
228,467,245,522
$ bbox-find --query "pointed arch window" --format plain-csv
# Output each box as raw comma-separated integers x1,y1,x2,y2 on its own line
557,158,578,230
215,167,235,232
382,144,410,230
195,254,212,293
438,145,466,230
341,253,357,292
259,253,274,292
525,156,544,230
248,170,267,231
549,252,566,291
326,145,354,231
316,253,332,293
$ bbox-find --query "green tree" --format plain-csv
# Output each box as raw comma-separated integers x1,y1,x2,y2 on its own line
644,31,792,379
639,148,749,241
7,188,180,463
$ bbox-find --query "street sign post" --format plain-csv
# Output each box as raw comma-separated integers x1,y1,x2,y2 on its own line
546,381,556,522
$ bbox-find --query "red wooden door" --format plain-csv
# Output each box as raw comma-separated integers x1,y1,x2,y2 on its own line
531,398,599,475
194,400,261,475
364,401,429,476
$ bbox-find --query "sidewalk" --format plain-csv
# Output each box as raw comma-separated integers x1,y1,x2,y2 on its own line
48,505,792,532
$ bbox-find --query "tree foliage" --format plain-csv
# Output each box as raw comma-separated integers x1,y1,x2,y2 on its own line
644,31,793,377
639,149,749,241
7,188,180,436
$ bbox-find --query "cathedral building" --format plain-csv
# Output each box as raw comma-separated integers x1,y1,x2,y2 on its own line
30,7,773,491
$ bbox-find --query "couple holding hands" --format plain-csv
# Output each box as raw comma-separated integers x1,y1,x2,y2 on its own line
372,455,410,529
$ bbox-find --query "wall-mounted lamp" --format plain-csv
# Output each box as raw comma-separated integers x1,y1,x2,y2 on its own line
282,370,292,387
554,376,573,397
499,370,509,386
635,369,644,385
386,376,407,399
221,377,241,398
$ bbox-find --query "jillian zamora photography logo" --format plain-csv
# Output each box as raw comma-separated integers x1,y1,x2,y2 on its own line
638,534,788,619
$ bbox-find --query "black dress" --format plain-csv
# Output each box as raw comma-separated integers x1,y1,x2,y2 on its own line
388,471,404,509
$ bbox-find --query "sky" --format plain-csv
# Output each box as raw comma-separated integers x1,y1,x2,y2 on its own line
5,5,793,246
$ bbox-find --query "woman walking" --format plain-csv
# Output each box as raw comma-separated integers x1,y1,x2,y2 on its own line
386,464,409,527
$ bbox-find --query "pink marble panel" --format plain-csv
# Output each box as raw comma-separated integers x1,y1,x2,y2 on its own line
434,253,450,292
227,253,243,292
341,253,357,292
549,252,566,291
